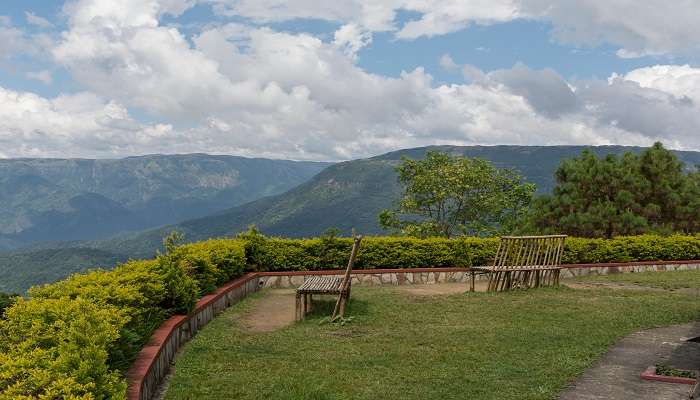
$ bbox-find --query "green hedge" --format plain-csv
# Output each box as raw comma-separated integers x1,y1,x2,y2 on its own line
0,239,246,400
244,235,499,270
243,234,700,271
2,234,700,399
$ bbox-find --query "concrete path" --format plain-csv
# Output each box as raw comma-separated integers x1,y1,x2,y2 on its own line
559,322,700,400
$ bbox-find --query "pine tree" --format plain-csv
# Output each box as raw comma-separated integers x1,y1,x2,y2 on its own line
531,142,697,238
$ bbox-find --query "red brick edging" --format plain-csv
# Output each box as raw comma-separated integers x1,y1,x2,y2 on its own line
640,366,697,385
125,272,261,400
126,259,700,400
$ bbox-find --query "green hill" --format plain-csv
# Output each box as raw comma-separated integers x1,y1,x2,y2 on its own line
3,145,700,293
0,154,329,249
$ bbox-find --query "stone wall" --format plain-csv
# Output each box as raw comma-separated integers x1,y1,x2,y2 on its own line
257,261,700,289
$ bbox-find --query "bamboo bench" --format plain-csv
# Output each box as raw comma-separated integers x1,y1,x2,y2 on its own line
470,235,566,292
295,235,362,320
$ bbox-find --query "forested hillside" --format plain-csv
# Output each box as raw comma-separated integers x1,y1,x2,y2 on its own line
3,145,700,293
0,154,329,249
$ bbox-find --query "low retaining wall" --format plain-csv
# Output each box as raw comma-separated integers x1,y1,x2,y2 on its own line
126,259,700,400
258,260,700,288
125,273,261,400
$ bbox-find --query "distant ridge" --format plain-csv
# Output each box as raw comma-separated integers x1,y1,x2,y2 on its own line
0,154,330,250
3,144,700,293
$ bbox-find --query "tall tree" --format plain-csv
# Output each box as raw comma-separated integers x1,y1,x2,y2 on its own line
379,151,534,238
532,142,699,237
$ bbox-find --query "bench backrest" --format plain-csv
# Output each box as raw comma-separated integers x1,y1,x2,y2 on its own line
340,235,362,290
492,235,566,271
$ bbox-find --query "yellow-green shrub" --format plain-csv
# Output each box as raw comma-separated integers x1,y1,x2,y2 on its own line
166,239,246,294
0,297,127,400
0,241,247,399
242,235,500,270
242,234,700,270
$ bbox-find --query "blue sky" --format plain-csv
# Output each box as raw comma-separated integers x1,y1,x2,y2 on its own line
1,1,700,160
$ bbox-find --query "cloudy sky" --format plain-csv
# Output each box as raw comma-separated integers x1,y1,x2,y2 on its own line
1,0,700,160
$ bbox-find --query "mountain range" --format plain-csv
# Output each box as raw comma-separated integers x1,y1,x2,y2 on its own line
3,145,700,293
0,154,329,250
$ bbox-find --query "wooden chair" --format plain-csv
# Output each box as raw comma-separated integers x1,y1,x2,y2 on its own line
295,235,362,320
470,235,566,292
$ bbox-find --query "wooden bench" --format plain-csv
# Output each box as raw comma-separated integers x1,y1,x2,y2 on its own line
295,235,362,320
470,235,566,292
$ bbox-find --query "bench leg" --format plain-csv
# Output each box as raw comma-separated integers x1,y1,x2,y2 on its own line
339,293,347,318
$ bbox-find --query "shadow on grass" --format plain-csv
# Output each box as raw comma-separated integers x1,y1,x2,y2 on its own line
302,296,371,321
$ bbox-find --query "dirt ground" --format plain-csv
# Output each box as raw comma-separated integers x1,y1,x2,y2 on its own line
239,289,297,333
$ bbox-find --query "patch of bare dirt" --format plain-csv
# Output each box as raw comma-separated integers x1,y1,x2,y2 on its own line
240,289,297,333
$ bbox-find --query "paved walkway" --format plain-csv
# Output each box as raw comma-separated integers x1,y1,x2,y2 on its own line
559,322,700,400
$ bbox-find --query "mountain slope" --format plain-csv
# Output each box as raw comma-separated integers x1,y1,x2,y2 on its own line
4,144,700,293
0,154,329,249
118,144,700,245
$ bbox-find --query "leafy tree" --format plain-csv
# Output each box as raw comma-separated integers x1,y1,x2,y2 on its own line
379,151,535,238
532,142,700,237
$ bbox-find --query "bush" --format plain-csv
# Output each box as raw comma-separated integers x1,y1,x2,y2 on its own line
0,240,247,399
28,260,172,371
0,292,18,318
0,297,127,399
166,239,247,294
242,235,501,270
563,235,700,264
242,234,700,270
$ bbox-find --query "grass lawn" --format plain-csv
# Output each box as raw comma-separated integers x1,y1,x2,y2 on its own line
164,282,700,400
576,268,700,290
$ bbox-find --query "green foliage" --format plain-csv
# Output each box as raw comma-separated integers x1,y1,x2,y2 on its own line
562,234,700,264
242,234,500,270
532,143,700,238
166,239,247,294
0,292,18,318
241,233,700,271
380,151,534,238
0,238,247,399
0,297,128,400
28,260,171,371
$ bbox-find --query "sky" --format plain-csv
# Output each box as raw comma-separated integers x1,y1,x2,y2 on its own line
1,1,700,161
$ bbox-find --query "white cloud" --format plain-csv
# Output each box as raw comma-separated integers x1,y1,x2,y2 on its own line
25,12,54,29
521,0,700,58
25,70,53,84
439,54,458,71
210,0,700,57
623,65,700,105
333,23,372,60
395,0,520,39
0,18,35,62
24,11,53,28
4,0,700,160
0,86,185,158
